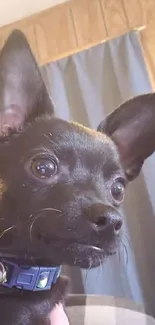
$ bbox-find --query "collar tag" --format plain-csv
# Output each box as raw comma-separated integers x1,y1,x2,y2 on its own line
0,259,61,291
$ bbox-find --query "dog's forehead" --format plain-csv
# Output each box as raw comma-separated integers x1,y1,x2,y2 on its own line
61,121,117,155
9,117,120,168
34,117,120,164
34,117,116,149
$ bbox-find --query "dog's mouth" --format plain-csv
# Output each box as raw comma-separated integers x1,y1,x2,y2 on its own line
0,235,118,269
0,220,120,269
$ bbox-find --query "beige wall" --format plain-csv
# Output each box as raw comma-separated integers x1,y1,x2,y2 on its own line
0,0,69,27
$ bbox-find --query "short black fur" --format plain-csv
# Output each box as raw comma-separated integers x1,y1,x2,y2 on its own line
0,30,155,324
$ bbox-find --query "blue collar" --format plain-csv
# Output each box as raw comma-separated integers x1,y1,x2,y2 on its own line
0,259,61,291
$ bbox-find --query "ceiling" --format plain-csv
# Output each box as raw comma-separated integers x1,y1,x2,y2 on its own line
0,0,69,27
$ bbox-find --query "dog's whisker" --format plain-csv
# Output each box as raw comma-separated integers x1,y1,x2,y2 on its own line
121,240,129,266
29,215,44,242
85,270,90,285
24,252,36,265
29,208,62,242
116,243,125,270
29,254,36,265
32,185,48,194
116,246,121,265
0,225,16,239
43,133,55,145
84,257,94,285
29,207,62,219
84,267,89,284
29,208,62,218
101,259,104,276
97,257,103,281
73,256,78,266
84,269,88,285
122,233,132,250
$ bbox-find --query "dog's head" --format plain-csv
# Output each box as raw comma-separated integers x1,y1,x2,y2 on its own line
0,30,154,269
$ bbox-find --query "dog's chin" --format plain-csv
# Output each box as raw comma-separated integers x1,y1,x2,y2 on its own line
0,235,120,269
28,235,119,268
38,245,116,269
35,243,117,269
62,244,116,268
0,244,117,269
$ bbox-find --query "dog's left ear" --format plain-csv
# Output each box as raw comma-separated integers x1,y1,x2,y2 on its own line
98,93,155,181
0,29,53,137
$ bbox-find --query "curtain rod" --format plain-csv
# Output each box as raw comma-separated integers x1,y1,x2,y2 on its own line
133,25,146,31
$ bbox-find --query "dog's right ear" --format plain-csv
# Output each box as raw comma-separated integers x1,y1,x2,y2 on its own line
0,30,53,137
98,94,155,181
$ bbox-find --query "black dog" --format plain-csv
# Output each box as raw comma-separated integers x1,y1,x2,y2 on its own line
0,30,154,325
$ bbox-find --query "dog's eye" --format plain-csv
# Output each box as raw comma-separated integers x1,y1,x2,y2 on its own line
31,158,57,179
111,178,125,203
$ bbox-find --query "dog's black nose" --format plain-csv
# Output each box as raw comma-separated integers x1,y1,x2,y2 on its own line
85,203,122,234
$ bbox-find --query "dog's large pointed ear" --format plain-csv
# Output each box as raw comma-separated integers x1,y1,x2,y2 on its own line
0,30,53,137
98,94,155,181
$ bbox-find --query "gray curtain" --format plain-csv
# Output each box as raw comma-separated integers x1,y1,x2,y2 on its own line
41,31,155,317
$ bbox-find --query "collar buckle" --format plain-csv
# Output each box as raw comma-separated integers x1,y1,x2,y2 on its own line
0,259,61,291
